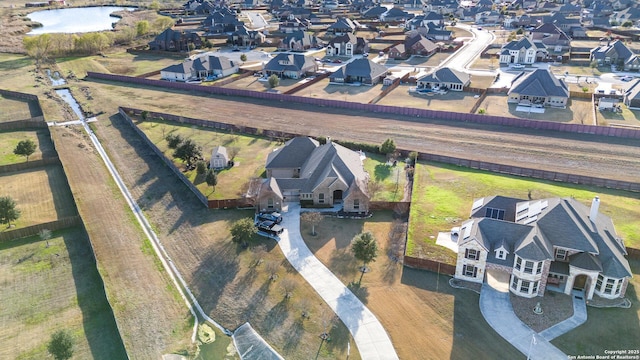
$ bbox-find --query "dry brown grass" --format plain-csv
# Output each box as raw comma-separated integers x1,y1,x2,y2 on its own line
0,228,126,359
478,94,595,124
379,86,480,113
301,211,524,360
0,165,77,230
596,106,640,127
300,78,383,103
50,126,193,358
0,94,36,121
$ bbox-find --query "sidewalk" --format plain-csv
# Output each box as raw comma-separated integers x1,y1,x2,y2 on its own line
479,284,566,360
539,291,587,341
278,203,399,360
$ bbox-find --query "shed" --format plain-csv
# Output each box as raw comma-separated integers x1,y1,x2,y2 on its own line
210,146,229,169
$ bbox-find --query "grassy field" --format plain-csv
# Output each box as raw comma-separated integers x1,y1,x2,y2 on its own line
135,118,277,200
407,161,640,261
0,165,77,230
222,75,302,93
363,153,408,201
0,129,55,165
0,94,38,122
301,211,524,360
56,52,184,78
478,94,595,124
0,227,126,360
379,87,481,113
597,106,640,127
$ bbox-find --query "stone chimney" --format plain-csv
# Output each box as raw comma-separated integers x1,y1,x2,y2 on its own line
589,196,600,222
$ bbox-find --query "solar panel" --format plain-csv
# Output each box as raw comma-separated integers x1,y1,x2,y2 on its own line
523,216,538,225
516,202,529,214
472,198,484,211
462,221,473,239
529,201,542,217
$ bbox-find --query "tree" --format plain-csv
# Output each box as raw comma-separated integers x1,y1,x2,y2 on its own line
39,228,52,248
173,139,202,168
165,133,183,149
149,0,161,10
154,16,174,33
622,21,633,28
280,277,296,300
136,20,150,36
367,180,383,200
23,33,52,65
230,217,256,246
268,74,280,88
196,161,207,175
379,138,396,157
205,169,218,191
351,231,378,284
301,211,323,236
240,54,247,62
13,139,37,162
47,329,74,360
0,196,20,227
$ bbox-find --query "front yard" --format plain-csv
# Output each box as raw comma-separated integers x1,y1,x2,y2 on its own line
407,161,640,263
135,118,277,200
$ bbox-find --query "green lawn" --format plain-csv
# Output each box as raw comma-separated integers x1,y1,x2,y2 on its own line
0,129,54,165
136,118,277,200
407,161,640,262
363,153,408,202
0,227,126,360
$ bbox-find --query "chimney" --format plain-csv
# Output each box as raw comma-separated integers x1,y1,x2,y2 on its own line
326,136,331,144
589,196,600,222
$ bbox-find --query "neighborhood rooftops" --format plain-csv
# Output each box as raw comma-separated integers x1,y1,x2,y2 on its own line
417,67,470,85
510,68,569,98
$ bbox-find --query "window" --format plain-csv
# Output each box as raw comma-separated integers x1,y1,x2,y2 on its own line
615,281,622,295
463,265,477,278
524,261,534,274
520,280,530,293
465,249,479,260
536,262,542,274
596,274,603,289
515,256,522,270
353,199,360,210
532,280,539,294
498,250,505,259
511,276,519,290
604,279,615,294
318,193,325,204
267,198,274,209
555,248,567,260
484,207,505,220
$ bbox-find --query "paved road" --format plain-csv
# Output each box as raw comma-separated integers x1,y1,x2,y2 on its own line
440,24,495,72
278,203,399,360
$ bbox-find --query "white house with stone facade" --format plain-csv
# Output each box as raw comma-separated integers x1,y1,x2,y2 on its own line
454,195,632,300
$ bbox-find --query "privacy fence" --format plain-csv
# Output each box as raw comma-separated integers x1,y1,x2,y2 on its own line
87,72,640,140
0,216,82,243
0,157,61,174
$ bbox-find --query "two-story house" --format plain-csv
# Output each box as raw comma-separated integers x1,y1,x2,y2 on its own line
325,33,369,57
499,37,548,65
257,137,370,213
454,196,632,300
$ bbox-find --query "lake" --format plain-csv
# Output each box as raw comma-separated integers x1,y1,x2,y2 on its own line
27,6,135,35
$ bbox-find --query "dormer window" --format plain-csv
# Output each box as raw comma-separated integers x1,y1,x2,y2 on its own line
498,250,505,259
555,248,567,260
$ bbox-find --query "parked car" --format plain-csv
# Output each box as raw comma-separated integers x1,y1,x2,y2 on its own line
511,63,525,70
620,75,634,82
258,211,283,224
333,59,342,63
256,220,284,235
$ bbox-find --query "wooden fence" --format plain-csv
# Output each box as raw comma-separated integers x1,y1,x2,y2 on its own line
0,157,61,174
369,201,411,212
87,72,640,140
0,216,82,242
403,256,456,275
118,108,210,207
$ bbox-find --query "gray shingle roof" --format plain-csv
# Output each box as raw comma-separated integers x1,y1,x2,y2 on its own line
264,52,316,73
470,195,523,222
509,69,569,98
417,67,470,85
266,137,319,168
331,58,388,82
569,252,603,272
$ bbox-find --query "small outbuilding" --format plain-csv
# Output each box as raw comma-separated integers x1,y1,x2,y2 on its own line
210,146,229,169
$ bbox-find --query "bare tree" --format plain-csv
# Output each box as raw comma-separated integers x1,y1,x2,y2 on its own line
39,228,52,248
265,260,280,281
280,277,296,300
296,297,312,319
301,212,323,236
368,180,383,201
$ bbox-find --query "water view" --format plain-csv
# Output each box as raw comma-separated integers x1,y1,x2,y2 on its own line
27,6,135,35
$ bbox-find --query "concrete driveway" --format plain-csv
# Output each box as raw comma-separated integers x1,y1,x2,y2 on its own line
277,203,399,360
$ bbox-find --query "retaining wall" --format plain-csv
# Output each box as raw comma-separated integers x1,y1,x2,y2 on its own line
87,72,640,140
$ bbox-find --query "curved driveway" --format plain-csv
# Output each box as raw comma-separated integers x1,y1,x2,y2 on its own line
278,203,399,360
